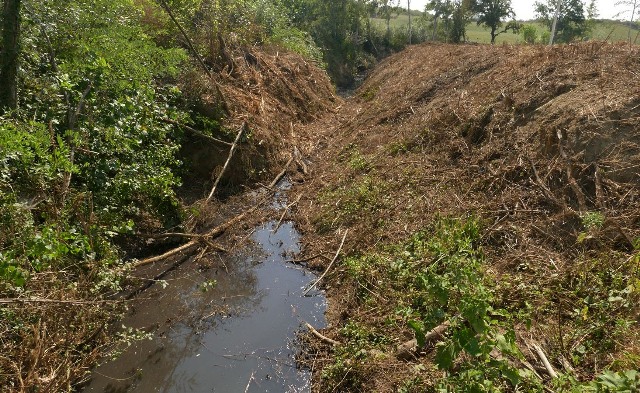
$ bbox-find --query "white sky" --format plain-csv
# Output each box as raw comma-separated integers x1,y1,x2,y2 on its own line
408,0,627,20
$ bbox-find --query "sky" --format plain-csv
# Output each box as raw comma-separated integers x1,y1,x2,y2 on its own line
408,0,627,21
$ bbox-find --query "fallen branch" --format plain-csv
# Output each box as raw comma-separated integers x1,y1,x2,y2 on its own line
134,157,289,268
134,240,197,267
161,118,232,146
303,230,348,296
269,155,295,189
304,321,341,346
395,322,449,360
205,122,246,203
134,204,258,267
0,298,118,305
273,194,302,232
532,343,558,379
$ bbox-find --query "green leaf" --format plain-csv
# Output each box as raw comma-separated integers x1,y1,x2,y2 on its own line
408,320,426,348
435,341,458,370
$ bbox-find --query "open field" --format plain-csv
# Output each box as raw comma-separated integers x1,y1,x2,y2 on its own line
371,13,639,44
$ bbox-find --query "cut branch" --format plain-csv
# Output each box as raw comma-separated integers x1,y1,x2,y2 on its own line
161,118,233,146
303,230,348,296
304,321,341,346
205,122,246,203
532,343,559,379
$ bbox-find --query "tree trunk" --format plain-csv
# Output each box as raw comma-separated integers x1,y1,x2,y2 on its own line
549,0,561,45
0,0,21,112
490,26,497,44
629,0,638,43
408,0,412,45
432,14,439,41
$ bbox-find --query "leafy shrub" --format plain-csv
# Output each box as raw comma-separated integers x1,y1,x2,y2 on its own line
522,24,538,44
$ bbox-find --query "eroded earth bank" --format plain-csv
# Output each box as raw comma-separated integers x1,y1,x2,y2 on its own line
291,42,640,392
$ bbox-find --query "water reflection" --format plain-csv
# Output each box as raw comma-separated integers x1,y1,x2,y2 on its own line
83,221,326,393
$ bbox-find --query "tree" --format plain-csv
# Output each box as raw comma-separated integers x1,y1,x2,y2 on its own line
0,0,21,112
473,0,518,44
535,0,588,43
615,0,640,43
408,0,412,44
449,0,473,43
427,0,453,41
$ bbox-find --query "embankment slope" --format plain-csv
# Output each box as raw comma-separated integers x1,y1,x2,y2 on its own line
295,42,640,391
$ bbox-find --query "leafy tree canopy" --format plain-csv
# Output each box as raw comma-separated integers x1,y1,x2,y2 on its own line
534,0,589,42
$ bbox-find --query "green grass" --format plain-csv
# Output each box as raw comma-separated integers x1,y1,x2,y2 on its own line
370,14,639,44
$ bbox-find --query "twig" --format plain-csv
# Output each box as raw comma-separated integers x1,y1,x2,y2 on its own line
303,230,348,296
158,0,210,79
244,371,255,393
273,194,302,232
161,118,232,146
304,322,341,346
157,0,229,113
0,298,119,305
528,157,565,210
268,155,295,189
532,343,558,379
205,123,246,203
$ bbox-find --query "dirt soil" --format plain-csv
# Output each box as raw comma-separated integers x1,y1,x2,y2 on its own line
289,42,640,391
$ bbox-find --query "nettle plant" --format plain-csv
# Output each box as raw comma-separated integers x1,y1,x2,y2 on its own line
403,218,541,392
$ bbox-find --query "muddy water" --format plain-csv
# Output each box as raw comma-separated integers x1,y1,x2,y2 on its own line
83,191,326,392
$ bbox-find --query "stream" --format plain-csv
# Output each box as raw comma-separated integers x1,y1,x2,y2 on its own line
83,183,327,392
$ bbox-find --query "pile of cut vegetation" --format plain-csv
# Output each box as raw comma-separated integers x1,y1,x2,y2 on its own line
178,46,336,199
294,42,640,392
